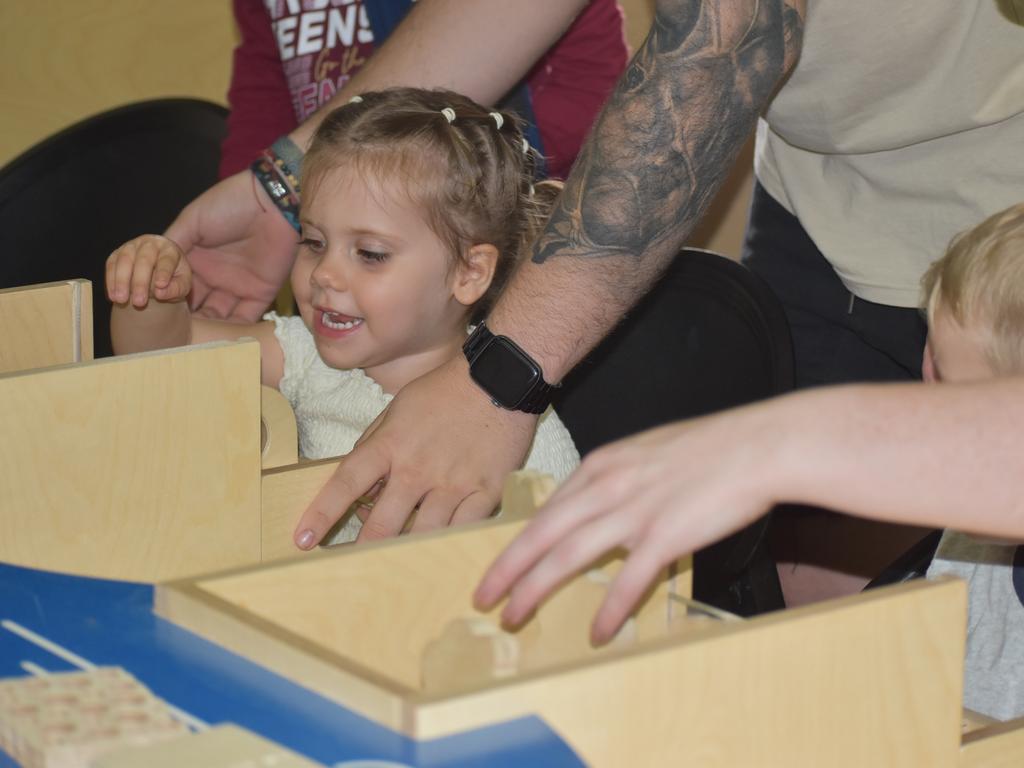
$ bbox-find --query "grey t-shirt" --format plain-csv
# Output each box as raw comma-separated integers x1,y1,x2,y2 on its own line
927,531,1024,720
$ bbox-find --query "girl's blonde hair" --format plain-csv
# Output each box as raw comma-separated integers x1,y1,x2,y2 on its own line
302,87,561,319
921,203,1024,374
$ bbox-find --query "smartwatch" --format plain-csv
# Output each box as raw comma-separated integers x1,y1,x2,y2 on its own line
463,323,557,414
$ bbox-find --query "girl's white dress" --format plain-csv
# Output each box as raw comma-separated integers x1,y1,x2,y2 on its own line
267,313,581,544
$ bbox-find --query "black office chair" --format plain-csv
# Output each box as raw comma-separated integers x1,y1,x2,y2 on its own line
553,247,795,616
0,99,228,358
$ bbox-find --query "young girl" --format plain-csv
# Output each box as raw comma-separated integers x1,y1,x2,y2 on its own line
106,87,580,545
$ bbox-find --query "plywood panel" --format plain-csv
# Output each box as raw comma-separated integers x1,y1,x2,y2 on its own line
961,718,1024,768
415,579,967,768
0,279,92,373
260,385,298,470
159,554,966,766
0,341,262,581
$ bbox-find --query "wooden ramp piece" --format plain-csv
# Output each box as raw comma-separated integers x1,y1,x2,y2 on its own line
0,279,93,374
0,340,262,582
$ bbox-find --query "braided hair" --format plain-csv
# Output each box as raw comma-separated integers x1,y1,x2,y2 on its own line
302,87,561,318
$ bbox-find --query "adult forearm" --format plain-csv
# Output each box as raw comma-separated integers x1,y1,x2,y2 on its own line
489,0,804,380
768,380,1024,539
110,303,191,355
289,0,588,149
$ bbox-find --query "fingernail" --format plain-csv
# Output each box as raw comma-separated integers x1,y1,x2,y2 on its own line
297,530,315,549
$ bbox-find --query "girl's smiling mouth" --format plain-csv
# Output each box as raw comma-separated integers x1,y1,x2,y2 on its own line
316,309,364,338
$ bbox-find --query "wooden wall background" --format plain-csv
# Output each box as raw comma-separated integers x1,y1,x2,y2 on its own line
0,0,752,258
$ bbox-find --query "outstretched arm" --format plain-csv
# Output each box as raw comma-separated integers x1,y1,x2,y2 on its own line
476,378,1024,643
292,0,806,547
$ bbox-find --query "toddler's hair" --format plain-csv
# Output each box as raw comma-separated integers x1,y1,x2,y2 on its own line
921,202,1024,374
302,87,561,319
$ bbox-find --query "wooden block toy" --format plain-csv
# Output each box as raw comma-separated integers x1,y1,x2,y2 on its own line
153,472,980,767
92,723,325,768
0,280,92,374
0,667,188,768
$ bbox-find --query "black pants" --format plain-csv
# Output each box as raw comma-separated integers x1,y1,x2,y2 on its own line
740,182,933,602
741,181,927,388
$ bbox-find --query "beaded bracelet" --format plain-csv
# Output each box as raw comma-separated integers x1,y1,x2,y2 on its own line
251,152,301,233
271,135,304,181
250,136,305,233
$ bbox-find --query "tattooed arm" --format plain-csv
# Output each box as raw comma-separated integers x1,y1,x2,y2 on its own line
490,0,805,378
290,0,805,548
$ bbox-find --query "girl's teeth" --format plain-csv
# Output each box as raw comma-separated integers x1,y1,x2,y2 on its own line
322,313,363,330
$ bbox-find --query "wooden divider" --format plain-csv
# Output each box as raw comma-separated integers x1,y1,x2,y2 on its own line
0,280,93,373
0,340,262,581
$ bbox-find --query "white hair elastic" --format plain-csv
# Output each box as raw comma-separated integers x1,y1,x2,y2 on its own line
441,107,456,123
521,137,530,155
489,112,504,130
348,95,363,104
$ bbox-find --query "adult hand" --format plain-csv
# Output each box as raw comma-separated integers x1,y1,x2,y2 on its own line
474,404,783,645
292,355,540,547
164,170,299,321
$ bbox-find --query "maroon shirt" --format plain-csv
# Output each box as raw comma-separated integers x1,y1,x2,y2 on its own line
220,0,628,180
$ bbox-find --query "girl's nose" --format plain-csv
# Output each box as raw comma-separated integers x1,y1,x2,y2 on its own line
311,256,348,293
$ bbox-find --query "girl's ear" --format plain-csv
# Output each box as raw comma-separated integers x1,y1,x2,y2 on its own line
452,243,498,307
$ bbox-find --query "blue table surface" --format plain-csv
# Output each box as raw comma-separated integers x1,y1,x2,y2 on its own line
0,562,584,767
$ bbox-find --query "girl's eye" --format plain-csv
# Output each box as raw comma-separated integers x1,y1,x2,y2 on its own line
297,237,324,252
358,249,389,263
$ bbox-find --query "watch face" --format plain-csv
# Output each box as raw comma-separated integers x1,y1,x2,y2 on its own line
470,337,541,409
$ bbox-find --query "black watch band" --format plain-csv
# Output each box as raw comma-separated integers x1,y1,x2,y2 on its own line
463,323,557,414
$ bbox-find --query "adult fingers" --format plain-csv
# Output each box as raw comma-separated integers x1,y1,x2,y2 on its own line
407,488,469,534
294,452,389,549
449,488,500,525
592,537,675,645
188,272,211,312
163,203,198,256
355,479,425,542
474,462,629,611
499,507,638,628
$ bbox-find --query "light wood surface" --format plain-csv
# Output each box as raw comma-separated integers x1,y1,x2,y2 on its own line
158,541,967,767
0,341,262,582
0,280,92,374
961,718,1024,767
260,385,298,470
413,579,967,767
0,1,235,165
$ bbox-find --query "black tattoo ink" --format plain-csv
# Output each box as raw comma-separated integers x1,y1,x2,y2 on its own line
533,0,804,266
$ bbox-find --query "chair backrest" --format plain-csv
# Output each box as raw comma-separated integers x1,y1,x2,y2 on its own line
0,99,227,358
553,247,795,615
554,247,793,451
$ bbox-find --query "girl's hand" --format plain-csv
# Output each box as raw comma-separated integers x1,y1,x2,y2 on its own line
106,235,192,308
